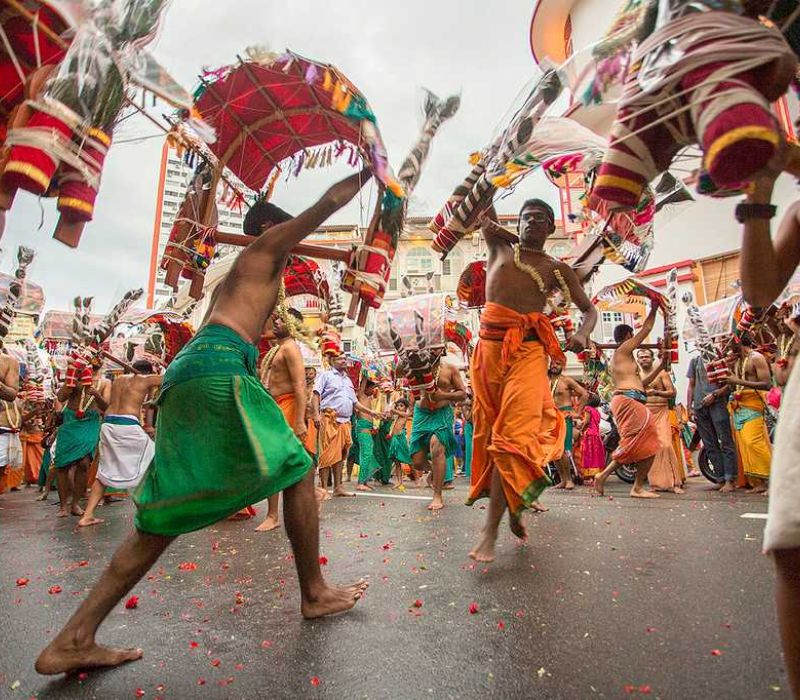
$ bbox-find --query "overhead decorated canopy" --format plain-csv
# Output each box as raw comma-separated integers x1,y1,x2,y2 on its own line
193,48,403,197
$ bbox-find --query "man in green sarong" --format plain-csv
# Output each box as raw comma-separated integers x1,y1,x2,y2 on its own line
409,360,466,511
36,170,372,677
53,360,110,518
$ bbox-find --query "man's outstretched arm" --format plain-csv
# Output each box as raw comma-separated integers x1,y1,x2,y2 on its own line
620,302,659,356
559,262,598,353
249,169,371,260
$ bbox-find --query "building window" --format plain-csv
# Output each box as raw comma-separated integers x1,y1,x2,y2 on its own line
405,247,434,275
342,340,353,353
600,311,637,343
442,259,451,276
389,277,397,291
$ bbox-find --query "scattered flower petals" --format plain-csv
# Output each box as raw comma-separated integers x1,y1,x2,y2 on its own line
15,578,29,587
189,641,199,649
48,585,62,595
261,640,273,649
537,667,546,678
135,689,145,698
125,595,139,610
197,678,206,686
78,672,89,681
711,649,723,657
210,659,221,667
319,555,328,566
645,627,657,634
178,562,198,571
468,602,479,614
497,621,506,630
310,676,321,687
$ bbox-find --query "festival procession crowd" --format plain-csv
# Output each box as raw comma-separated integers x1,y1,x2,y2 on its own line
2,0,800,695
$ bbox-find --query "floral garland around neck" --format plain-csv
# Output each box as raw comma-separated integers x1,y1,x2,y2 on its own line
513,244,572,314
2,400,20,431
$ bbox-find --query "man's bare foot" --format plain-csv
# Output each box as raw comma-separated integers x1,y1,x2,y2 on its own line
301,580,368,619
469,531,497,563
356,484,373,492
531,501,549,513
255,516,280,532
593,475,608,497
631,488,659,499
36,492,48,502
751,485,768,494
443,483,455,490
706,483,723,491
509,514,527,540
333,487,355,498
720,483,736,493
565,480,575,490
671,486,685,494
553,482,565,490
78,516,104,528
427,495,444,511
70,505,84,517
35,638,143,675
56,509,69,518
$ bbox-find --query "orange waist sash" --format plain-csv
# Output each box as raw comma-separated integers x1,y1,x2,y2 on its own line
479,302,566,367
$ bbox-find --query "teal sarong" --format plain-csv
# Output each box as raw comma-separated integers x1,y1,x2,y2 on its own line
389,432,412,465
559,406,574,452
54,408,101,468
133,324,312,536
445,455,455,482
373,419,393,484
409,404,457,458
356,417,380,484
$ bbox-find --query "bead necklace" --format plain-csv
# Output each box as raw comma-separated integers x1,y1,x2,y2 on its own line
513,245,572,312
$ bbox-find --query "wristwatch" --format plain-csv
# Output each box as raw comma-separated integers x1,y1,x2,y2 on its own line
735,202,777,224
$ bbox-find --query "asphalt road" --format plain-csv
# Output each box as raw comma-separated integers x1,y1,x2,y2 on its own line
0,476,788,699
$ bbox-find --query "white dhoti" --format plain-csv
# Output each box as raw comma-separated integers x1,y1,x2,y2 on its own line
0,430,11,467
764,365,800,553
96,415,154,490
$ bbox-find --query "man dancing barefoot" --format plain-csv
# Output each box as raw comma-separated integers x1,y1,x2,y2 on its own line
78,360,161,527
409,359,466,510
594,302,665,498
36,170,372,676
467,200,597,562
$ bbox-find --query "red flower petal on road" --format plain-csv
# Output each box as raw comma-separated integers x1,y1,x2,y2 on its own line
189,641,199,649
48,585,62,595
412,599,423,608
78,560,89,567
78,672,89,681
210,659,221,667
319,556,328,566
711,649,723,656
639,685,652,694
468,602,479,614
197,678,206,686
310,676,321,687
235,663,245,671
497,621,506,630
623,685,636,694
261,640,273,649
15,578,29,587
178,562,198,571
135,689,145,698
125,595,139,610
645,627,657,634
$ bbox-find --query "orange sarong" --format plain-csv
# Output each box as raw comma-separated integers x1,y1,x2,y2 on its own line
610,394,660,465
21,432,44,484
317,409,352,469
467,303,566,516
274,393,316,456
646,399,683,490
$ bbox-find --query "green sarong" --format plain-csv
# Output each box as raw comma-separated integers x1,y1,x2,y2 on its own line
409,404,457,458
389,432,412,465
133,324,312,536
559,406,574,452
445,455,455,482
356,417,380,484
54,408,101,468
373,419,394,484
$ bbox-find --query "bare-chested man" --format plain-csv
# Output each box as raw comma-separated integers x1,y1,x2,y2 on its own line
53,357,111,517
549,364,588,490
78,360,162,527
0,351,20,493
594,302,666,498
467,199,597,562
725,334,772,493
256,309,310,532
409,360,467,511
36,169,372,676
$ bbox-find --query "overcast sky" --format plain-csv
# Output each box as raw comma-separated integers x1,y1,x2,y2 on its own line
3,0,557,314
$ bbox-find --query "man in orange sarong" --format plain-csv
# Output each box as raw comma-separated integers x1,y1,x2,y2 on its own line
594,302,665,498
637,348,684,494
255,308,317,532
467,200,597,563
